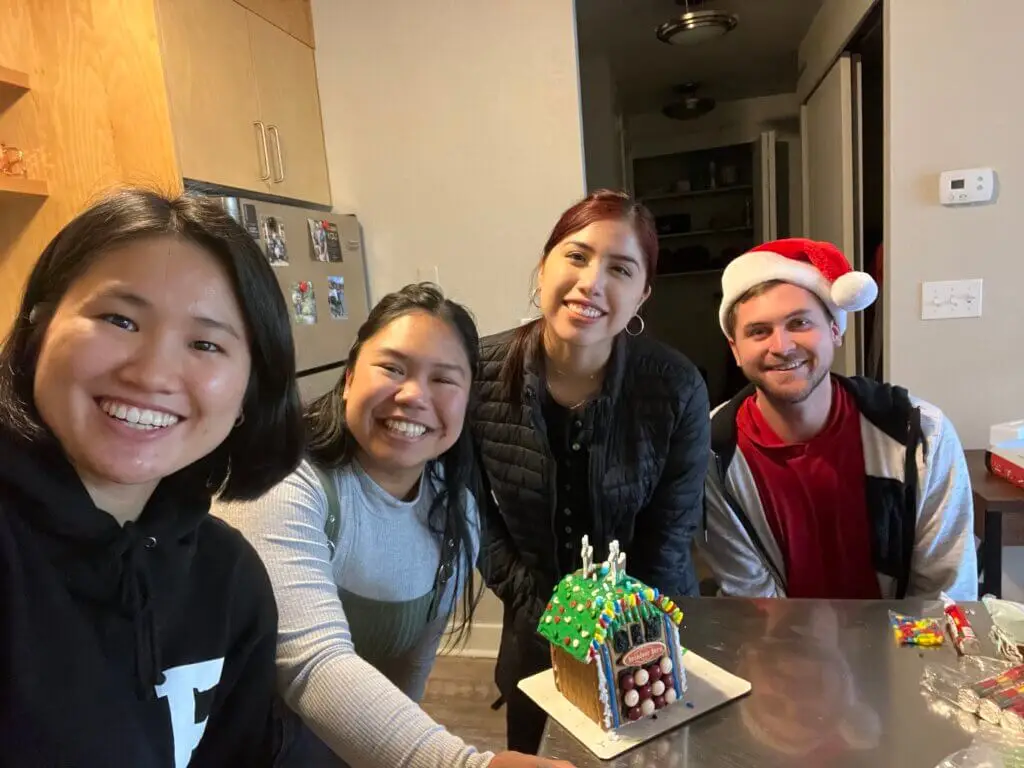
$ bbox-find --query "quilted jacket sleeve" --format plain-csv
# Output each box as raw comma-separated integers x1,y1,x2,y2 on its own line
627,375,710,597
475,460,546,623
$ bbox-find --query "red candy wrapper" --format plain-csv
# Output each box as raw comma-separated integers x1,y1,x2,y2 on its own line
942,592,981,656
957,664,1024,712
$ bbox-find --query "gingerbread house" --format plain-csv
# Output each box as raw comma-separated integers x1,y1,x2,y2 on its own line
536,537,687,730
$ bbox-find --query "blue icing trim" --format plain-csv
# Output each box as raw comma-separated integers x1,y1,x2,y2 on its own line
600,642,621,728
663,614,683,699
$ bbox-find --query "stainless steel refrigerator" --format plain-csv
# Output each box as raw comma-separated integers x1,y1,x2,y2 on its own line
205,194,371,403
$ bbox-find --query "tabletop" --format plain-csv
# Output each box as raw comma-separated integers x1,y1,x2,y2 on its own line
539,596,1005,768
966,449,1024,508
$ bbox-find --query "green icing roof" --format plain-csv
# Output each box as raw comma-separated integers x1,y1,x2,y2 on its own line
537,570,684,663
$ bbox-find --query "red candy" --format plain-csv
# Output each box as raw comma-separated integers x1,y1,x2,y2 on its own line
627,706,643,721
637,684,652,701
647,664,663,683
653,695,667,709
662,674,674,691
619,673,635,692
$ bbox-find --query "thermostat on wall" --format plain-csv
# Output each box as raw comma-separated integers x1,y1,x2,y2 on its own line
940,167,995,205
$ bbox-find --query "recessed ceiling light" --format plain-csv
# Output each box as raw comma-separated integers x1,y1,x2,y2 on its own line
657,2,738,46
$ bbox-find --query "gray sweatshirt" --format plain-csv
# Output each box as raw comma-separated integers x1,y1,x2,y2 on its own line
215,459,493,768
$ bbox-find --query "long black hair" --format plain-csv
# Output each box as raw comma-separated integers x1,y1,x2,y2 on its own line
305,282,482,646
0,187,304,500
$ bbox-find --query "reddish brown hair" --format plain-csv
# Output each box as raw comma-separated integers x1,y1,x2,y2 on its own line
540,189,659,289
501,190,659,397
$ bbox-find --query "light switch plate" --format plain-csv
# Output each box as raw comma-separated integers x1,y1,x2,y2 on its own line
921,279,983,319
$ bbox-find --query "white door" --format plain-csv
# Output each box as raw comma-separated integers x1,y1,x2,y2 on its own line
801,53,862,376
753,130,778,242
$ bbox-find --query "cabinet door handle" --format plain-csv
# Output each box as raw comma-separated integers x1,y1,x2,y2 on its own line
254,121,271,181
268,125,285,183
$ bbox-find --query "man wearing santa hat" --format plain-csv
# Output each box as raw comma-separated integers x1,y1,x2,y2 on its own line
700,238,977,600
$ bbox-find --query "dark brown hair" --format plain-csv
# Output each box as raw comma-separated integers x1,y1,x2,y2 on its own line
501,190,658,398
0,188,304,501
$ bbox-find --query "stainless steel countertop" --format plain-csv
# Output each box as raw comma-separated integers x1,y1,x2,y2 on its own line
539,597,996,767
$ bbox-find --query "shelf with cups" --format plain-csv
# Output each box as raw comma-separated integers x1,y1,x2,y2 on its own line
0,64,50,200
0,175,49,198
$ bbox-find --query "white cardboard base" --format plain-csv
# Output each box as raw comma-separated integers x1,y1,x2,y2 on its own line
517,651,752,760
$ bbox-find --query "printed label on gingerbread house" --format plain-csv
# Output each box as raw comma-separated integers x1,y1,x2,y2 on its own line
621,641,667,668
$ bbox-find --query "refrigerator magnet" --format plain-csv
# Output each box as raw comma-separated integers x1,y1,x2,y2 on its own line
242,204,261,242
261,215,289,266
308,218,343,263
291,280,317,325
327,276,347,320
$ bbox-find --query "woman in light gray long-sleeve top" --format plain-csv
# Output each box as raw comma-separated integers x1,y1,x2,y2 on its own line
216,284,573,768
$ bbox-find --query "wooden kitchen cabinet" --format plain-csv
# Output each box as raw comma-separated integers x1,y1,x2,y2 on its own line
156,0,268,193
235,0,314,47
247,12,331,205
155,0,330,206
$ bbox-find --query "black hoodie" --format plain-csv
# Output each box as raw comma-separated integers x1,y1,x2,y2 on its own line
0,428,282,766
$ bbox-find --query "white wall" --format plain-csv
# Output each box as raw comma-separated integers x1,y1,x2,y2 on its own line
578,53,623,193
885,0,1024,449
311,0,586,337
627,93,804,237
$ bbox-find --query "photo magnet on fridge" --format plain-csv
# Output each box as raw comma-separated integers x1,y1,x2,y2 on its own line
242,204,261,242
291,280,317,325
308,218,343,262
327,276,347,320
261,215,288,266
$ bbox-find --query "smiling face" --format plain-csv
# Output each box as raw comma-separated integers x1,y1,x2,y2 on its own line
728,282,840,405
343,311,472,496
32,236,252,506
537,218,651,348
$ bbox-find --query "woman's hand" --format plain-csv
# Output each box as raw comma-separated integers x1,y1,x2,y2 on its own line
490,751,577,768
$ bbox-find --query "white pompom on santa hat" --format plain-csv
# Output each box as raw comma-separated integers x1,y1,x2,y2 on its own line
719,237,878,336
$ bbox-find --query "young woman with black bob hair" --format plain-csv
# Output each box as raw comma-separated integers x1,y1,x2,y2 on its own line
218,283,572,768
0,188,304,766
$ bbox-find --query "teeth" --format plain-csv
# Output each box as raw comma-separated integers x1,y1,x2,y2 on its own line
566,302,602,319
101,399,179,429
385,419,427,438
771,361,804,372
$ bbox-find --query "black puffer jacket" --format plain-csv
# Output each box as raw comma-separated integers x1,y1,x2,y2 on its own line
473,325,710,691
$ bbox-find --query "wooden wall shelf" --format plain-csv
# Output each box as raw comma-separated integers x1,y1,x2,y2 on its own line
0,65,31,92
0,176,49,198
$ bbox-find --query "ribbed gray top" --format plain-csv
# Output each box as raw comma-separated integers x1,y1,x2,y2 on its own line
214,459,492,768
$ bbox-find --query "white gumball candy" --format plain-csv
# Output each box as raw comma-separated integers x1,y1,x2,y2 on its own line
664,688,677,704
640,698,656,716
659,657,673,675
633,668,650,686
651,679,666,697
623,689,640,707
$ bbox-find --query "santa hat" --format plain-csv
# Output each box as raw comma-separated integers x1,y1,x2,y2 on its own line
719,238,878,336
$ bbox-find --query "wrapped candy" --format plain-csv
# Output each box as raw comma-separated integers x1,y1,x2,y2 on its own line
943,592,982,656
957,664,1024,714
890,611,944,647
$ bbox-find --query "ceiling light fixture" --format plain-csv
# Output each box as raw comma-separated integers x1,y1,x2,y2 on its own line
656,0,738,46
662,82,716,121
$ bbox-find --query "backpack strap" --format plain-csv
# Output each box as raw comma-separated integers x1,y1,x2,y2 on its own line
310,462,341,559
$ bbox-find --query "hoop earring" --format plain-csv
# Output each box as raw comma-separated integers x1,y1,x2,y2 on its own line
234,412,245,428
626,314,645,337
530,287,540,309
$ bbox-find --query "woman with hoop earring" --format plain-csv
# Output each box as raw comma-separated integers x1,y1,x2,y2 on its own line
472,190,711,752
